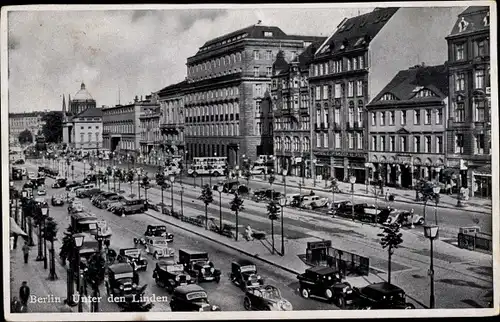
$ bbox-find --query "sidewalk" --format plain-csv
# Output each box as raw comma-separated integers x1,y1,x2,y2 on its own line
251,174,492,214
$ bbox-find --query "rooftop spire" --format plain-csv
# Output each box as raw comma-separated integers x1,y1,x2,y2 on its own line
62,94,66,113
81,82,86,90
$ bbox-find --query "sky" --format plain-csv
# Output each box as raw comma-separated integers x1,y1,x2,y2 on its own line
6,4,467,113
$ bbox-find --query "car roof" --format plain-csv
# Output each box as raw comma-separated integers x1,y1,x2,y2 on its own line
365,282,404,294
109,263,134,274
306,266,338,275
234,259,254,266
120,247,140,253
174,284,205,295
180,249,208,255
157,260,176,268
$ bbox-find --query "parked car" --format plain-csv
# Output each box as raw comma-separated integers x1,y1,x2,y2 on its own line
51,195,65,206
105,263,145,302
243,284,292,311
351,282,415,310
117,248,148,271
353,204,394,224
327,200,352,216
153,260,193,293
100,195,125,209
300,195,329,209
114,198,146,215
178,249,221,283
297,266,354,308
52,177,67,188
384,210,425,226
92,192,116,206
68,200,84,213
230,260,264,290
37,186,47,196
169,284,221,312
65,181,83,192
76,188,102,199
134,225,174,244
143,236,175,259
107,200,125,213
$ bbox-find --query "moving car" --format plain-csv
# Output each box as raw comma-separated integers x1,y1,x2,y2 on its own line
100,195,125,209
117,248,148,271
68,200,85,214
52,177,67,188
351,282,415,310
143,236,175,259
51,195,65,206
134,225,174,245
297,266,354,308
384,210,425,226
153,260,193,293
113,198,146,216
37,186,47,196
243,284,293,311
169,284,221,312
105,263,147,304
352,204,395,224
178,249,221,283
300,195,329,210
230,260,264,290
92,192,116,206
65,182,83,192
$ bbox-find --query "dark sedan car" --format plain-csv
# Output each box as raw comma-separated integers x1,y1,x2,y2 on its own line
169,284,221,312
351,282,415,310
230,260,264,290
51,195,65,206
117,248,148,271
243,285,293,311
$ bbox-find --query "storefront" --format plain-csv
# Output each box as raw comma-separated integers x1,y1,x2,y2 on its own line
473,166,492,198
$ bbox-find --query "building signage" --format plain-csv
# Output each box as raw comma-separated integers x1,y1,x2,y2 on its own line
330,151,365,158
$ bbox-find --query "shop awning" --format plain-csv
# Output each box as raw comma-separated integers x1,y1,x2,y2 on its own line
474,165,491,176
10,217,27,237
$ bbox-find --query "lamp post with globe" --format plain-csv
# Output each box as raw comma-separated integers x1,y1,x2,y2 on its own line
278,197,287,256
349,175,356,218
424,225,439,309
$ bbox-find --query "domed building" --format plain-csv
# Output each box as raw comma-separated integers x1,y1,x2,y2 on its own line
62,82,103,153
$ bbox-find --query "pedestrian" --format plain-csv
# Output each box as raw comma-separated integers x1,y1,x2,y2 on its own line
19,281,30,311
13,234,19,249
22,240,30,264
11,296,22,313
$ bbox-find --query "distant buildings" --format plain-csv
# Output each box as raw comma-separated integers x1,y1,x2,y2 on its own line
62,83,102,151
139,102,162,164
184,23,322,167
102,95,159,161
9,111,46,144
445,6,491,198
367,64,449,188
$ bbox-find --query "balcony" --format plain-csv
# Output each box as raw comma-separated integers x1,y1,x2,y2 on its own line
160,123,183,134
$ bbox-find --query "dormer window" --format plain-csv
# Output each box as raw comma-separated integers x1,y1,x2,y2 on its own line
380,93,397,101
458,17,469,32
264,31,273,37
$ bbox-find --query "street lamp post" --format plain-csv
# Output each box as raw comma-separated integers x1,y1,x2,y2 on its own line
365,162,371,194
36,206,45,262
217,184,224,234
282,169,288,198
278,198,287,256
180,185,185,217
424,225,439,309
83,160,87,178
432,185,441,225
169,174,175,214
65,233,85,307
349,176,356,219
42,206,49,269
137,169,142,199
113,166,117,192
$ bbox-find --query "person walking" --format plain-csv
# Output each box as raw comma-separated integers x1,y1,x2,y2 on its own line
22,241,30,264
19,281,30,312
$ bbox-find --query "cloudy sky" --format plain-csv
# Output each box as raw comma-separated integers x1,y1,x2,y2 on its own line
6,4,464,112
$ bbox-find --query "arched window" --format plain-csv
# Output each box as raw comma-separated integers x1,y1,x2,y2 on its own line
234,102,239,114
236,52,242,61
229,124,234,136
224,104,228,115
235,86,239,95
231,54,236,64
229,103,234,114
293,137,300,151
276,137,282,150
225,124,229,136
303,137,310,151
285,137,291,151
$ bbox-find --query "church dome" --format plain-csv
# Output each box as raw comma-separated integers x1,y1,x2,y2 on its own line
73,82,94,101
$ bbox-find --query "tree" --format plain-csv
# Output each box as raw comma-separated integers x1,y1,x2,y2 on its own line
44,217,59,280
377,223,403,284
230,193,245,241
198,184,214,230
416,180,440,222
115,168,123,191
41,111,63,143
156,173,166,206
329,177,339,208
142,174,151,200
267,200,280,254
127,169,135,197
18,129,33,144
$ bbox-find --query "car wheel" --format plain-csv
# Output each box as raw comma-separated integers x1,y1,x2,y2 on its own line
336,296,346,309
405,303,415,309
417,218,425,225
243,297,251,310
300,288,310,299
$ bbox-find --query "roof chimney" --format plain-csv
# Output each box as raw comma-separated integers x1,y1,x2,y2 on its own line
134,95,138,102
421,62,425,67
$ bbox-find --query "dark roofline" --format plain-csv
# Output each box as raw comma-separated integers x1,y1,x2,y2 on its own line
157,80,189,96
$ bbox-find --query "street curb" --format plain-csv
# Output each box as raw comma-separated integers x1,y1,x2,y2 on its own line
252,178,491,215
142,211,301,276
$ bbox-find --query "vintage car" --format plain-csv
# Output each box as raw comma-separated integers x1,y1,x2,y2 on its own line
117,248,148,271
51,177,67,188
76,188,102,199
153,260,193,292
105,263,148,304
100,194,125,209
353,204,395,224
178,249,221,283
327,200,352,216
143,236,175,259
65,182,83,192
230,260,264,290
300,195,329,209
51,195,65,206
68,200,84,213
92,192,116,206
351,282,415,310
107,200,125,212
169,284,221,312
384,210,425,226
37,186,47,196
243,284,293,311
113,198,146,215
134,225,174,245
297,266,354,308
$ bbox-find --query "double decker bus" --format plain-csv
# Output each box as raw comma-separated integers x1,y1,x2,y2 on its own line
187,156,227,177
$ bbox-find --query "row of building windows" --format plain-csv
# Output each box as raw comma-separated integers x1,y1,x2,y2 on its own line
312,55,365,77
453,96,489,123
272,76,309,90
274,117,310,131
453,38,490,61
454,133,488,155
104,122,135,134
78,132,100,143
188,52,243,77
119,139,136,151
80,125,100,130
104,107,135,115
186,123,240,137
185,87,240,103
275,136,310,152
185,102,240,120
312,132,363,150
454,68,490,92
371,135,443,154
315,105,364,126
370,108,443,126
312,80,364,100
279,93,310,111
